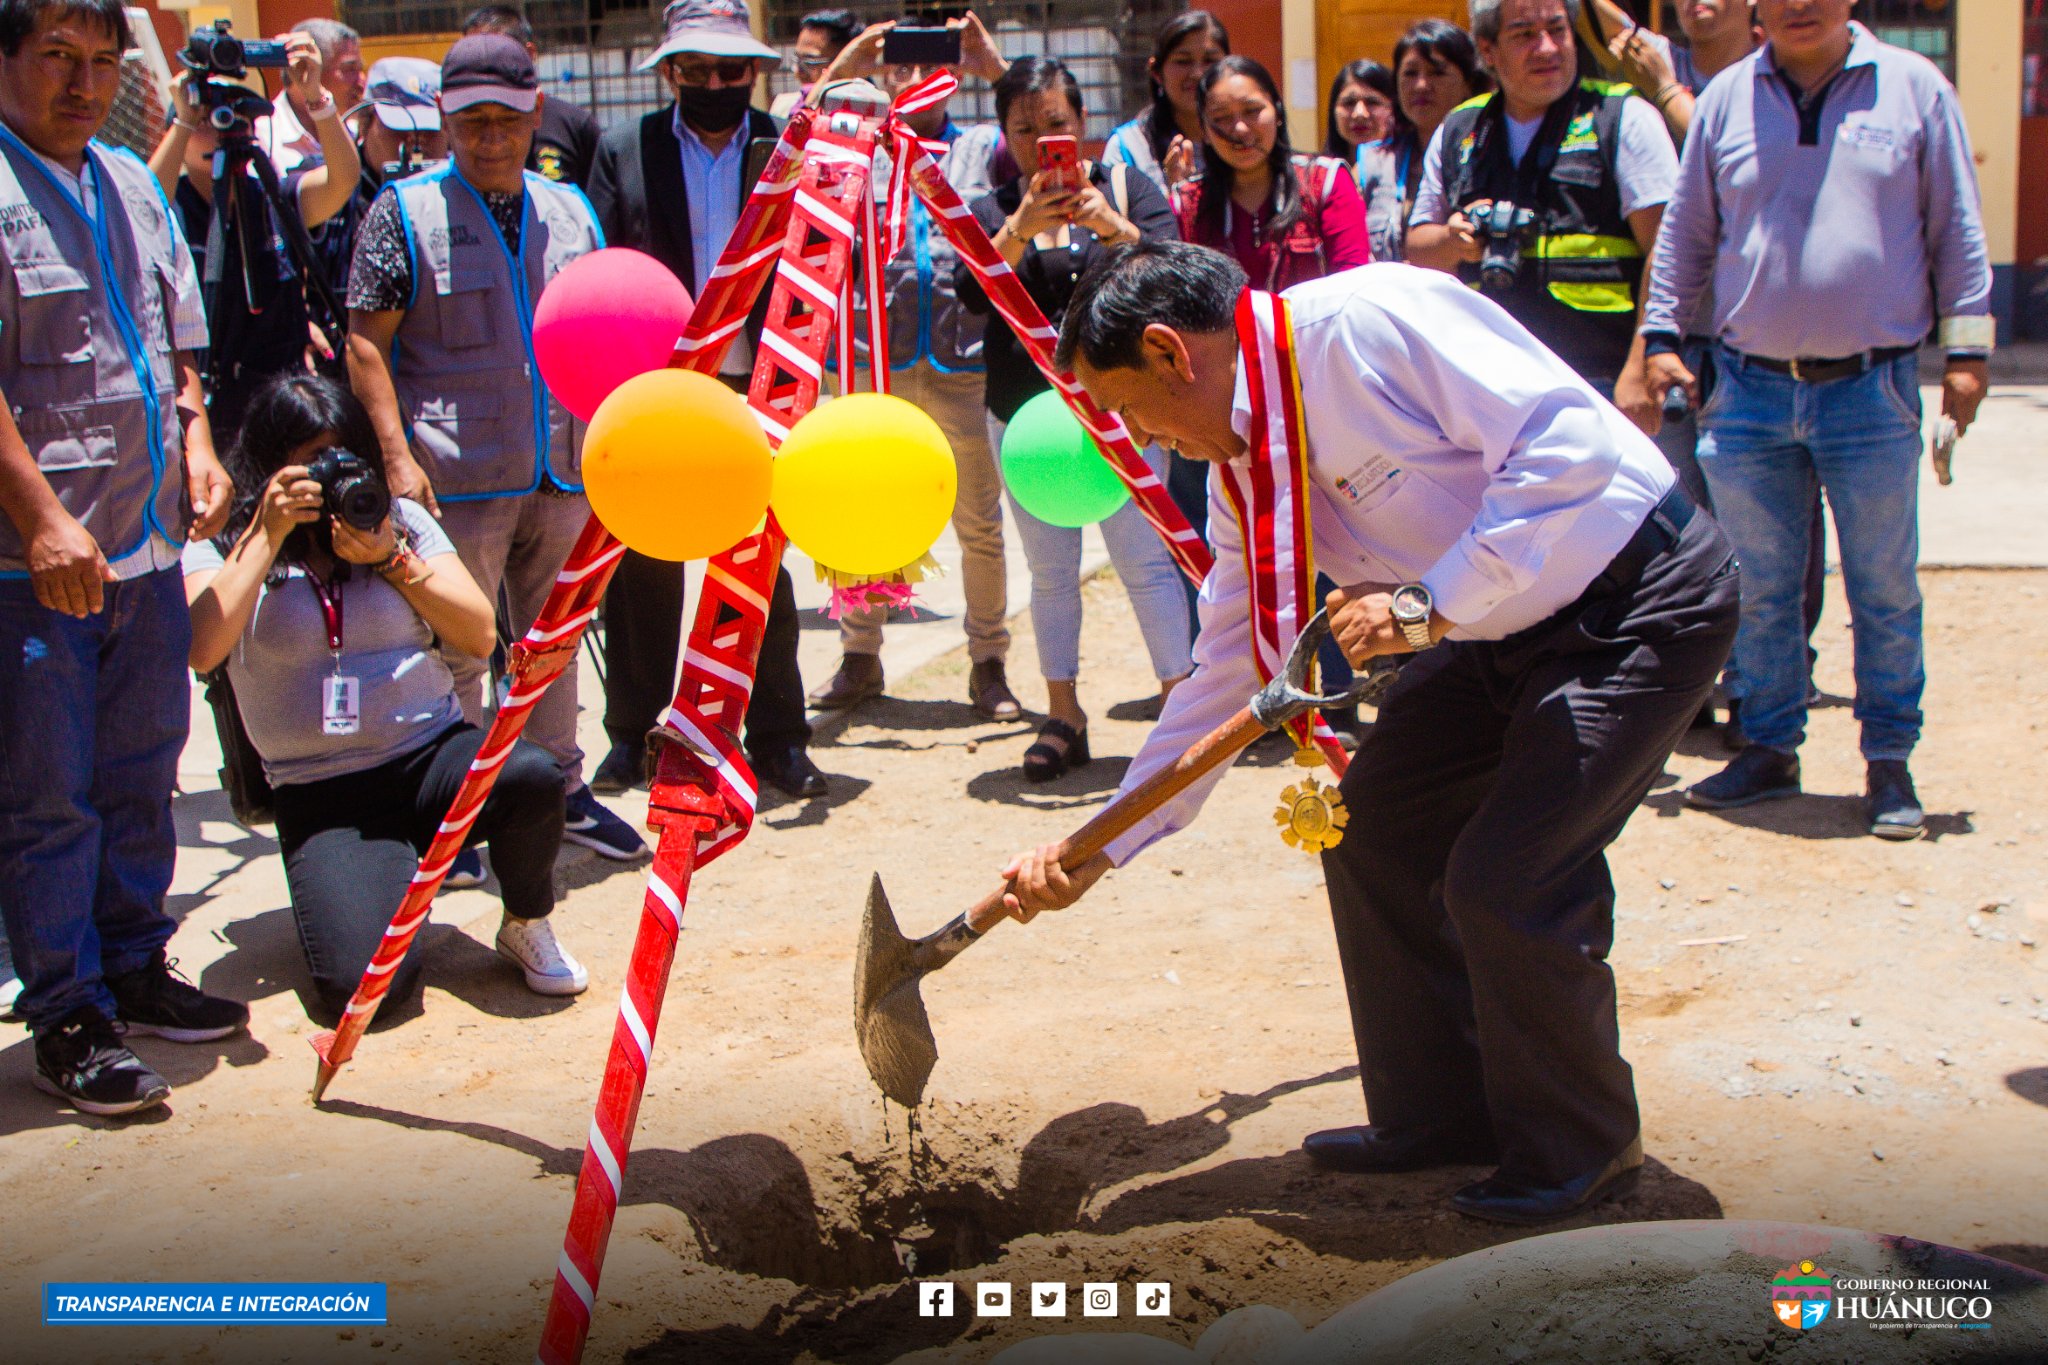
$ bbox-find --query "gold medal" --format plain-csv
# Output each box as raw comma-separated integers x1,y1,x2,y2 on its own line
1274,774,1348,853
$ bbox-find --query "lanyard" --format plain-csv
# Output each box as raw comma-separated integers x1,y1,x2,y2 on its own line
307,569,345,660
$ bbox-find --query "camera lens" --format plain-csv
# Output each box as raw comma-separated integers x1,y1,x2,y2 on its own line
333,477,391,532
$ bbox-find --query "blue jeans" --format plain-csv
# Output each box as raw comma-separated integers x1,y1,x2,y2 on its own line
990,416,1193,684
1695,348,1925,761
0,567,190,1031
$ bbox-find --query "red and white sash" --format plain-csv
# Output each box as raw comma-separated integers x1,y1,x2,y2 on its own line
1220,289,1348,770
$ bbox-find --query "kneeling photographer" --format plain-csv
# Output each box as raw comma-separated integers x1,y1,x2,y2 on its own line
183,374,586,1019
149,23,360,442
1405,0,1674,425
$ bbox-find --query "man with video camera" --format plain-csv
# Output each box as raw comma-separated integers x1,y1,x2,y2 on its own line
347,33,647,867
0,0,245,1116
150,24,360,443
1406,0,1676,423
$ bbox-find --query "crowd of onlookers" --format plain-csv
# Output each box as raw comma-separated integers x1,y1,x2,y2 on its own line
0,0,1991,1119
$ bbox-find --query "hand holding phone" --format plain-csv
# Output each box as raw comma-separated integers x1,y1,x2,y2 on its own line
882,25,962,69
1036,134,1080,194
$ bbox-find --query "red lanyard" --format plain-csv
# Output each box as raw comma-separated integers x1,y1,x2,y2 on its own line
306,568,345,657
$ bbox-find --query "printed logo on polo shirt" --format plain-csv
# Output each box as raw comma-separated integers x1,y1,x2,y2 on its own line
535,144,567,181
1838,122,1897,152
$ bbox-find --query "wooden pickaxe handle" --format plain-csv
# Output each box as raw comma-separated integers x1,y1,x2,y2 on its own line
960,705,1270,936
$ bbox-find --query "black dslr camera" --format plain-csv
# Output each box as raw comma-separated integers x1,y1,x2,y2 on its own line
180,21,288,136
1469,199,1540,294
306,447,391,532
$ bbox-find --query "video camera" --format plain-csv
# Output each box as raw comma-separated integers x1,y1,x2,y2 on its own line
1469,199,1539,294
179,21,286,137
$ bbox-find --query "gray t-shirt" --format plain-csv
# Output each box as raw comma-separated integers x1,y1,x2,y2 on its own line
183,499,465,787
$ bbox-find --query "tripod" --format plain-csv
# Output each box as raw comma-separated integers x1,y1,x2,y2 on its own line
197,118,348,403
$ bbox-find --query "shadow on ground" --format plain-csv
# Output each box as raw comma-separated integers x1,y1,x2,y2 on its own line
1641,789,1974,841
323,1063,1721,1364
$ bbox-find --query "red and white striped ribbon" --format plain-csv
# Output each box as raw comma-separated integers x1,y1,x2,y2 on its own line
1226,288,1346,767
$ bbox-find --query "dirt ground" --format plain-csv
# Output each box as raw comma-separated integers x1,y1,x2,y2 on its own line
2,568,2045,1364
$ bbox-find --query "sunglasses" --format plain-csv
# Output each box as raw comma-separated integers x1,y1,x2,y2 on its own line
666,56,758,85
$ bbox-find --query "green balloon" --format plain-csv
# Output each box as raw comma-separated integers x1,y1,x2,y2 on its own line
1000,390,1132,528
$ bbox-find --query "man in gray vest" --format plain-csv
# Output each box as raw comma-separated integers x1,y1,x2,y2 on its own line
347,33,647,865
0,0,247,1117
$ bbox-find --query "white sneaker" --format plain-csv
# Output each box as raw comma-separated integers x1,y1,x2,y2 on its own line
494,914,588,996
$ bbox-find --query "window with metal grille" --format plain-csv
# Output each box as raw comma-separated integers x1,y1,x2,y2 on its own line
339,0,1181,135
1863,0,1956,80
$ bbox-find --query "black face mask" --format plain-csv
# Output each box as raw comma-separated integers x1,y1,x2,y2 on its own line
676,84,752,132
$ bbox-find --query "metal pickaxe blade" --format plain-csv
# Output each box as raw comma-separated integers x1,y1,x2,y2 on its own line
853,609,1404,1107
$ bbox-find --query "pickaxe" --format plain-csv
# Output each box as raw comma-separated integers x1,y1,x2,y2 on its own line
854,608,1403,1107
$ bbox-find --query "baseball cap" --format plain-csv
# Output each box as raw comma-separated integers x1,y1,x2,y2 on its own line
639,0,781,70
366,56,442,131
439,33,540,114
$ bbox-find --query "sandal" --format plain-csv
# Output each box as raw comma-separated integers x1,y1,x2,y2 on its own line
1022,718,1090,784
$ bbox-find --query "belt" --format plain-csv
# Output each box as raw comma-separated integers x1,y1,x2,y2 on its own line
1728,344,1915,385
1593,485,1695,595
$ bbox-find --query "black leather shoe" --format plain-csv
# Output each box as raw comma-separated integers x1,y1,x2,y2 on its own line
753,744,827,800
1450,1137,1644,1226
591,741,646,795
1866,760,1925,841
1685,744,1800,810
1301,1123,1499,1174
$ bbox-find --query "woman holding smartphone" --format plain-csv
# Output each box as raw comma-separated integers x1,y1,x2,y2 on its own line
958,57,1192,783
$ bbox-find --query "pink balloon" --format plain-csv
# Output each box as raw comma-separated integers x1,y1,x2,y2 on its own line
533,248,695,422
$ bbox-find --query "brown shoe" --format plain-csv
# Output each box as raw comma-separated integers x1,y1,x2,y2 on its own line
968,659,1022,721
808,653,884,710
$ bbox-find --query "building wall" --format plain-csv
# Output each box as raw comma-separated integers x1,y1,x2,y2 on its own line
1954,0,2022,339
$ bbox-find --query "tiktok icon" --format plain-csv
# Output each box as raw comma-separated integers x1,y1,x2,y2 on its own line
1135,1282,1172,1317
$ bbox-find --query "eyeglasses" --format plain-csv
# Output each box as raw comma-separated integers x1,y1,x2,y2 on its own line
666,56,758,86
794,54,832,74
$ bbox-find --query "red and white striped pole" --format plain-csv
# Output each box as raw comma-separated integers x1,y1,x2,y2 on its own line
307,113,820,1103
534,91,890,1365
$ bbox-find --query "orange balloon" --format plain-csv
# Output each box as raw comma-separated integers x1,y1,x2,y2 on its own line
582,370,771,561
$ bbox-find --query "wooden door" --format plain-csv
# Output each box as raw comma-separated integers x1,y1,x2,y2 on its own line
1316,0,1469,117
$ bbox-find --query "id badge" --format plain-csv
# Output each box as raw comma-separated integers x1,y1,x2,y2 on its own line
323,675,361,735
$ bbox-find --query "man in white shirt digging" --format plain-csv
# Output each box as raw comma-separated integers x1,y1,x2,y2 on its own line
1003,242,1738,1226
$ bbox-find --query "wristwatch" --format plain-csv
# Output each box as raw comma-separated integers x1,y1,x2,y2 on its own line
1391,583,1436,651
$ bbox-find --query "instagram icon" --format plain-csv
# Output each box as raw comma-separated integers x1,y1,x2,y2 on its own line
1081,1283,1118,1317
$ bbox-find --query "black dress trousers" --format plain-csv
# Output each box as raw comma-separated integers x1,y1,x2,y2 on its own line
1320,499,1738,1185
601,551,811,761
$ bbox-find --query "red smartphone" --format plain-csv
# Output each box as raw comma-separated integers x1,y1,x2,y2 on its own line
1036,134,1080,193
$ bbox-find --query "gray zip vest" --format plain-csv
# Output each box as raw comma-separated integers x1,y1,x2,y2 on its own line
391,167,600,500
0,130,187,574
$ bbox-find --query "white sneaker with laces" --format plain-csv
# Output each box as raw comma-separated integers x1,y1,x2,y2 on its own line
495,914,588,996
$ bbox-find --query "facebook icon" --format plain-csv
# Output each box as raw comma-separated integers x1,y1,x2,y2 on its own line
918,1282,955,1317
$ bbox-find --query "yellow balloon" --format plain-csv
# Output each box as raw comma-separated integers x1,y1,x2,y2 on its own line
582,369,771,562
771,393,957,576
